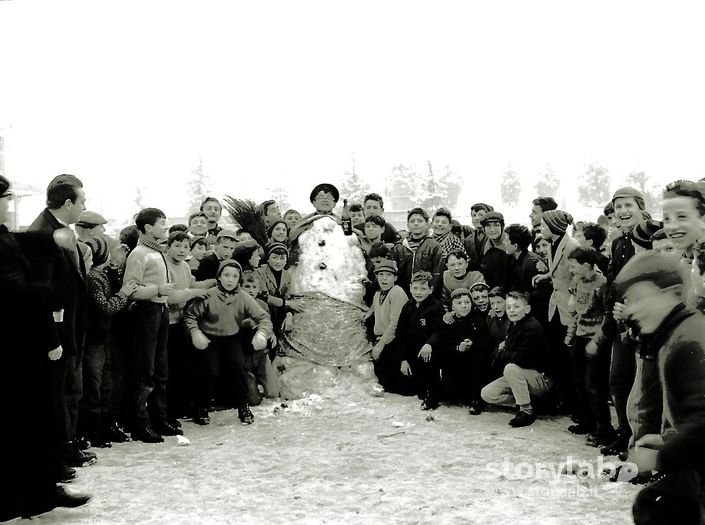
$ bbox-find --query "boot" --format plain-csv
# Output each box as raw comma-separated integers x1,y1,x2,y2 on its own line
152,420,183,436
509,410,536,427
131,425,164,443
600,428,631,456
106,421,130,443
193,408,210,426
238,404,254,425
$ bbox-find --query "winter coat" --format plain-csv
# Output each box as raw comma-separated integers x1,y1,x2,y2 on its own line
547,233,581,326
492,315,548,373
391,236,445,297
396,296,445,362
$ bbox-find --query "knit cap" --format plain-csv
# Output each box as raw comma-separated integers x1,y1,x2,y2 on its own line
480,211,504,227
373,259,398,275
611,187,646,210
0,175,10,198
469,282,490,293
450,287,471,300
265,241,290,258
85,236,110,267
542,210,574,236
217,259,243,277
632,220,664,249
614,251,686,298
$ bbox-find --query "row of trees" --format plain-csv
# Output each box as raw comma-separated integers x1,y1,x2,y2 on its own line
501,163,662,210
173,156,664,219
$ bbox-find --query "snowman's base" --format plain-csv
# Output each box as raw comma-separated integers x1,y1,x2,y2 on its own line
277,356,379,400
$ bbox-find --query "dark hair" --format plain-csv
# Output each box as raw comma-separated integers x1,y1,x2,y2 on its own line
188,212,208,224
470,203,493,213
433,207,452,222
603,202,614,216
447,249,468,262
169,224,188,234
582,222,607,249
119,225,140,251
364,215,386,228
504,224,532,251
488,286,507,299
567,246,598,267
369,242,392,259
364,193,384,209
651,228,668,242
506,290,530,304
135,208,166,234
200,196,221,212
450,220,463,237
191,237,209,249
663,180,705,216
260,200,276,216
167,231,191,246
407,207,429,222
267,220,289,238
46,174,83,209
410,271,433,286
531,197,558,212
241,270,261,286
350,203,363,213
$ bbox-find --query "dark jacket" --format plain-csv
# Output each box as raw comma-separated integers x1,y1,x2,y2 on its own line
0,226,60,518
636,305,705,476
481,243,515,290
513,250,548,293
391,236,445,297
195,253,221,282
493,315,547,373
463,229,488,270
486,312,510,350
381,222,401,244
27,208,87,357
396,296,445,361
428,311,492,356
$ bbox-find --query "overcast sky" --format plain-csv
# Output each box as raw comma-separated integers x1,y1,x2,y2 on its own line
1,0,705,222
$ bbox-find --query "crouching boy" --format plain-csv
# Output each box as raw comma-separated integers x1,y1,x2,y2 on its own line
397,271,445,410
481,291,552,427
429,288,491,415
183,260,273,425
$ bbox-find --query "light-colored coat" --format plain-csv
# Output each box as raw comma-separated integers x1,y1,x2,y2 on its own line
548,233,581,326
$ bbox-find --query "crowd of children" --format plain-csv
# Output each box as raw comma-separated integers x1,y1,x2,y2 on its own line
2,175,705,523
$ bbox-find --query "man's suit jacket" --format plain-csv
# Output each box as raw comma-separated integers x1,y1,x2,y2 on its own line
547,233,580,326
28,208,87,357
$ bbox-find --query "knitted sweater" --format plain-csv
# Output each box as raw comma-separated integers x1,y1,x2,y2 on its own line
566,272,607,340
441,270,486,310
85,268,128,344
371,285,409,346
124,237,170,304
183,287,273,338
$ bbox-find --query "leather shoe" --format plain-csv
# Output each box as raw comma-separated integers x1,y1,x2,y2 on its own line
193,409,210,426
64,443,97,467
106,422,130,443
153,420,183,436
59,465,77,483
509,410,536,427
53,486,91,508
131,425,164,443
468,400,484,415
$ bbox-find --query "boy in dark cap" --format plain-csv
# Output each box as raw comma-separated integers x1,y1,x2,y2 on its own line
429,287,491,414
366,259,409,393
463,202,494,268
612,251,705,525
591,187,650,456
397,271,446,409
82,236,138,447
479,212,515,289
255,242,301,335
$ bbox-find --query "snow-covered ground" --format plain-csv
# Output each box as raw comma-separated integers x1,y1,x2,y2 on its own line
24,373,639,525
